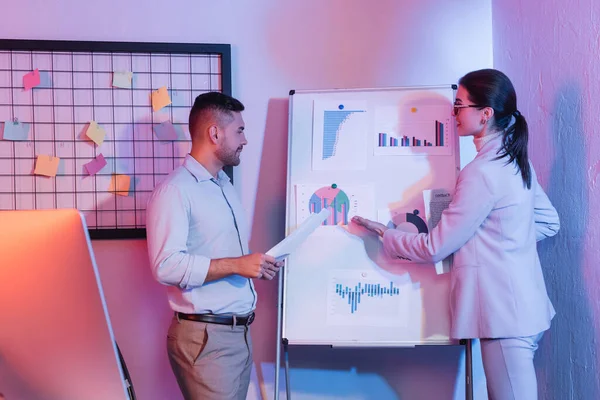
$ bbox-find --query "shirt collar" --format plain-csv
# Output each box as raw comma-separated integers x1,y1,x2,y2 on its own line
474,133,502,152
183,154,231,184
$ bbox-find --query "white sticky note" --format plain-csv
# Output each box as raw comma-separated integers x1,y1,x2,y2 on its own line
2,121,30,141
112,71,133,89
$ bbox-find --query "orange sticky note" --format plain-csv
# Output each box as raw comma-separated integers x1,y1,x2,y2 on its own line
109,174,131,196
23,69,41,91
151,86,171,111
86,121,106,146
34,155,60,177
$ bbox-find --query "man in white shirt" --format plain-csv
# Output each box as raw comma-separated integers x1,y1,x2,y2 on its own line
146,92,282,400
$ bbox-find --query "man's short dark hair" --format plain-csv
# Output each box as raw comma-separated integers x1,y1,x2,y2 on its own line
188,92,244,137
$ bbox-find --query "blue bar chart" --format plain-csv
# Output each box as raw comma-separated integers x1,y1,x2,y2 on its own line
335,281,400,314
373,103,453,156
312,100,369,170
327,270,411,327
377,120,445,148
322,110,366,160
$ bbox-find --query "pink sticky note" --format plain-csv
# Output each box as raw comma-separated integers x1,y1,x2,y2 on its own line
23,69,41,91
84,154,108,176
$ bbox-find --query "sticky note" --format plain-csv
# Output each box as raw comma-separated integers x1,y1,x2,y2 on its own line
170,90,186,106
86,121,106,146
109,174,131,196
23,69,41,91
153,121,178,141
38,71,53,88
113,71,133,89
151,86,171,111
84,154,108,175
34,155,60,177
2,121,30,141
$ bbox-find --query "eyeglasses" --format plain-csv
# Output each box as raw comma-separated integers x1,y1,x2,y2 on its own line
453,103,484,116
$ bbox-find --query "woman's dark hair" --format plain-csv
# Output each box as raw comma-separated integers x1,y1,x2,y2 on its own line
459,69,531,189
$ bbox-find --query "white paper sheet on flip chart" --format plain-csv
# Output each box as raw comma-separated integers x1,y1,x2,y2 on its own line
423,188,453,274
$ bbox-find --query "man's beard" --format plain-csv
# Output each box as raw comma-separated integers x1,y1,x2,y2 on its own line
216,146,241,167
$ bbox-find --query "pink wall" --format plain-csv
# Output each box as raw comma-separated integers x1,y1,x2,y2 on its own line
1,1,494,398
91,240,180,400
492,1,600,398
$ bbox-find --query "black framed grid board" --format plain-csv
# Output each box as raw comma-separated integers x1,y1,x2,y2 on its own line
0,39,232,239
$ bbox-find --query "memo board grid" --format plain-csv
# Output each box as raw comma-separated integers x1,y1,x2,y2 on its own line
281,85,460,347
0,39,232,239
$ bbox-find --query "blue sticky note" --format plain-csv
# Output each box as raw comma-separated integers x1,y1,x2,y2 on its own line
153,121,178,141
38,71,53,89
169,90,186,107
173,123,187,140
2,121,31,141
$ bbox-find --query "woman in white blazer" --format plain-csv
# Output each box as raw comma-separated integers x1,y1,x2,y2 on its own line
353,69,559,400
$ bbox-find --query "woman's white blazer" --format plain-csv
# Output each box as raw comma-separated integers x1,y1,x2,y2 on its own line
383,136,559,339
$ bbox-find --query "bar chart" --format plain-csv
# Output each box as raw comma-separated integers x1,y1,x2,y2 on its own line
327,270,411,327
322,109,366,160
308,185,350,225
378,120,445,148
334,281,401,314
373,101,453,156
294,183,374,227
374,119,452,157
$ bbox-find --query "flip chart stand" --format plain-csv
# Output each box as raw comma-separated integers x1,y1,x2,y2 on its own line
273,268,475,400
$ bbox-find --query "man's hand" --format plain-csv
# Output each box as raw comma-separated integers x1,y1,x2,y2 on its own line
207,253,283,283
258,257,284,280
352,216,389,237
236,253,283,280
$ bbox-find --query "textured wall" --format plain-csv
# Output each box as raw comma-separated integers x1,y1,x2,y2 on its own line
493,1,600,399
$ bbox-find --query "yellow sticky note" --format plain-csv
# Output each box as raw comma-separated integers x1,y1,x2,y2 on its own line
34,155,60,177
109,174,131,196
151,86,171,111
113,71,133,89
86,121,106,146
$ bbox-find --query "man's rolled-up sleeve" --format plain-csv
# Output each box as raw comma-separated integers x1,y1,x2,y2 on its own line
146,184,210,289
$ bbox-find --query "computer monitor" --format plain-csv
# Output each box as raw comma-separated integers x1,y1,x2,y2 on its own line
0,209,129,400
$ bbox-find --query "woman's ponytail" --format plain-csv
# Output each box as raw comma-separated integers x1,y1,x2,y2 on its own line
498,110,531,189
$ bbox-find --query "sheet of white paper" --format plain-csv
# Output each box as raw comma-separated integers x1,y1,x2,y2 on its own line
267,208,331,261
423,188,453,274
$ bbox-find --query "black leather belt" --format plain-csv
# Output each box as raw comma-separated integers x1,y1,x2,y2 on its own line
176,312,255,326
